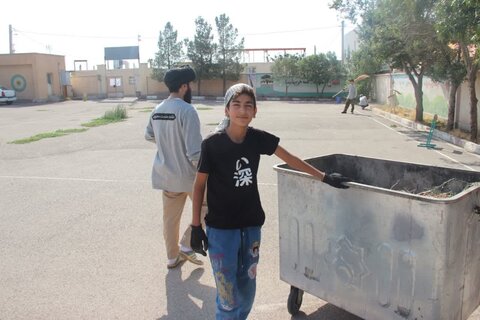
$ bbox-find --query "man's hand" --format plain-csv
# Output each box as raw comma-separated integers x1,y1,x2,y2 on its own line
191,225,208,256
323,173,350,189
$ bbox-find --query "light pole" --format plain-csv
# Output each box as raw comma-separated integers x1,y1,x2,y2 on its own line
9,24,15,54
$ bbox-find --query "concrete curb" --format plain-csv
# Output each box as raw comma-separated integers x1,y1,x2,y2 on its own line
372,108,480,155
99,97,139,104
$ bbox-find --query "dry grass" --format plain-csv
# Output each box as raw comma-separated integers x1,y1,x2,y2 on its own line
375,105,472,141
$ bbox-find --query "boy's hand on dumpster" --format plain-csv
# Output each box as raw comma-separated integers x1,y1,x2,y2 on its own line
191,225,208,256
323,173,350,189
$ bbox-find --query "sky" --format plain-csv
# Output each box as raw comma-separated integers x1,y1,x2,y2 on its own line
1,0,355,71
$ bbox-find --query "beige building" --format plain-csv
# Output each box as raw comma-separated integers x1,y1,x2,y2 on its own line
70,63,155,99
0,53,67,102
70,62,248,99
0,52,247,101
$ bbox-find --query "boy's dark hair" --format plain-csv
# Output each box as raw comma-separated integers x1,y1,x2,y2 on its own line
224,83,257,108
349,79,355,82
164,65,196,92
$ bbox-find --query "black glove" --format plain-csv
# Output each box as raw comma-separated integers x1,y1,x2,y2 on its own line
191,225,208,256
323,172,350,189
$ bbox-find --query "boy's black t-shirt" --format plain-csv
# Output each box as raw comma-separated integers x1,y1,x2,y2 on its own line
198,127,280,229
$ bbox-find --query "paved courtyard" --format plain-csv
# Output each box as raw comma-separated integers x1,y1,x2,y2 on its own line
1,99,479,319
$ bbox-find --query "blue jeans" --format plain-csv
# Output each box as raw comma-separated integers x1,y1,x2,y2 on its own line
206,226,261,320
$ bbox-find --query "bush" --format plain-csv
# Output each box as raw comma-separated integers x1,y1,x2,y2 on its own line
104,105,127,120
81,104,128,127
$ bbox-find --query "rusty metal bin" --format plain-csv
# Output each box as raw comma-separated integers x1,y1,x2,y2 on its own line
273,154,480,320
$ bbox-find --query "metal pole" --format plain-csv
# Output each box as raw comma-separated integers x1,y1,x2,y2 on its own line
9,24,14,54
341,21,344,64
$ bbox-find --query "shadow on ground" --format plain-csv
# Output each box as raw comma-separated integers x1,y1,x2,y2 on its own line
156,267,217,320
292,303,363,320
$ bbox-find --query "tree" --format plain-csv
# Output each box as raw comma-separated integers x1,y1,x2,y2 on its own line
150,22,184,82
215,14,245,95
299,52,344,96
271,54,302,96
435,0,479,141
333,0,478,140
187,17,217,95
427,43,466,131
345,41,384,97
299,54,328,95
335,0,442,122
329,0,373,23
377,0,442,122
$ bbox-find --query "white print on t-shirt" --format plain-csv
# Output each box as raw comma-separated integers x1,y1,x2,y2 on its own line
234,157,253,187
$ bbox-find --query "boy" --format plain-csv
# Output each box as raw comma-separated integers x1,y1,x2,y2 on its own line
359,95,369,110
341,79,357,114
190,84,349,319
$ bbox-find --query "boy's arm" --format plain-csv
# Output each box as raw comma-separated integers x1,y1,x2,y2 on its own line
274,145,325,180
192,172,208,226
191,172,209,256
274,145,350,188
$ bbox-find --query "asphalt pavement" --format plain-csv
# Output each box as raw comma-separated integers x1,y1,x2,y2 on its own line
1,99,479,320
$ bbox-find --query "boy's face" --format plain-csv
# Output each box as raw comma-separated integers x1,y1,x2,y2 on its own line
226,93,257,128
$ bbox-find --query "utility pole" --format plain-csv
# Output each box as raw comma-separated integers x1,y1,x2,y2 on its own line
9,24,15,54
341,20,344,64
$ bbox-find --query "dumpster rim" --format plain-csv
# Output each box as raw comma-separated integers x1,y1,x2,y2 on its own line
273,153,480,203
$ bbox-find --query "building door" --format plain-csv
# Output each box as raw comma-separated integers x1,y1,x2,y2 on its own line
47,73,53,96
107,77,123,98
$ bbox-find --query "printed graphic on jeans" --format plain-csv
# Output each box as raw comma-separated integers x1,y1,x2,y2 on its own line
248,241,260,279
210,253,236,311
250,241,260,258
234,157,252,187
248,263,257,279
215,272,235,311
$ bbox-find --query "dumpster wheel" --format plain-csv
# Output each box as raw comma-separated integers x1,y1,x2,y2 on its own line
287,286,304,315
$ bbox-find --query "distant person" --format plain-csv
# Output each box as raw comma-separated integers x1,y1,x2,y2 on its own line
145,65,206,269
190,83,350,320
359,95,369,110
341,79,357,114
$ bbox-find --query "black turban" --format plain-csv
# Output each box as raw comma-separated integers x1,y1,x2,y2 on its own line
164,66,196,90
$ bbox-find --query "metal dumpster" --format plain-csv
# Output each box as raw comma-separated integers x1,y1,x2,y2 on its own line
273,154,480,320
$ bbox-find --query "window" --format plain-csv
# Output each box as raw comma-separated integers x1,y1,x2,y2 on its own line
109,77,122,87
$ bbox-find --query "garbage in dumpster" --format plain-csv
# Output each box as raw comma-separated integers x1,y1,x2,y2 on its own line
419,179,478,198
389,178,479,198
274,154,480,320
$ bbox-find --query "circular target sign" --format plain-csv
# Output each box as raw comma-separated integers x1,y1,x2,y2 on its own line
11,74,27,92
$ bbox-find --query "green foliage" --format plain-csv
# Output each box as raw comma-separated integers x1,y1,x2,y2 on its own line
427,46,466,86
298,55,327,94
8,128,88,144
299,52,344,95
435,0,480,141
329,0,373,23
187,17,218,92
344,44,383,97
82,105,128,127
9,105,128,144
271,54,302,96
103,105,128,120
355,0,442,122
215,14,245,94
150,22,185,82
435,0,480,45
331,0,479,138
